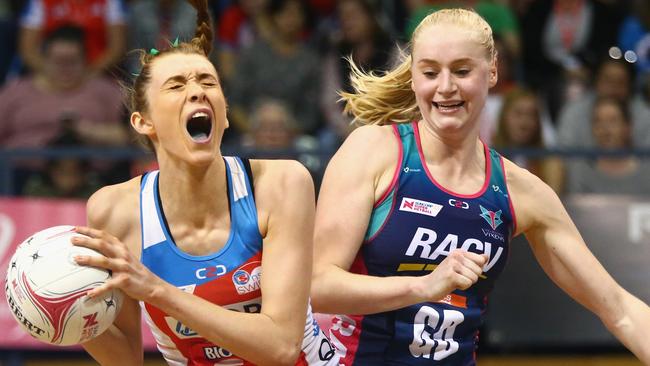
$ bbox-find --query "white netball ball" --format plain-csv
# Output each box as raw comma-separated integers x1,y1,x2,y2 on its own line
4,225,122,345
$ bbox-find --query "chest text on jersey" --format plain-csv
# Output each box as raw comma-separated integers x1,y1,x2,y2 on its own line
405,227,504,272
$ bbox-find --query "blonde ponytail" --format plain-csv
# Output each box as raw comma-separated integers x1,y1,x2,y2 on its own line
340,49,419,126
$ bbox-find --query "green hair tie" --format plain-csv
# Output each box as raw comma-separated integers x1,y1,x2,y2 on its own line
172,37,180,48
149,48,159,55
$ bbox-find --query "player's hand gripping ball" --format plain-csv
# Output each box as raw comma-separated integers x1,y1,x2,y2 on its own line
4,225,123,345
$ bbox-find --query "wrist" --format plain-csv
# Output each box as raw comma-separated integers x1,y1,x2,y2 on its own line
408,275,432,303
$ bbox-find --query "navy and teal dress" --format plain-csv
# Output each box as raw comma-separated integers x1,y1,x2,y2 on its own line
329,122,516,366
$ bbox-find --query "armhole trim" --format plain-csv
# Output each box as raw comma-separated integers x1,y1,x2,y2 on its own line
500,157,518,236
374,125,403,209
242,158,255,200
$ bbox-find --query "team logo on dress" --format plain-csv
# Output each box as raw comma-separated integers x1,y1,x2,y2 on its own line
479,205,503,230
399,197,443,217
232,261,262,295
448,199,469,209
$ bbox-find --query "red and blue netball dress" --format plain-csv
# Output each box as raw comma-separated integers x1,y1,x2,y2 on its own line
330,122,515,365
139,156,338,365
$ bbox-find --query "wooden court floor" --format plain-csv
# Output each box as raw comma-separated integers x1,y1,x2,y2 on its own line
8,354,641,366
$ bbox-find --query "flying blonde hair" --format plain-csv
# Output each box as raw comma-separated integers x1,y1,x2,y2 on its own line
341,8,496,126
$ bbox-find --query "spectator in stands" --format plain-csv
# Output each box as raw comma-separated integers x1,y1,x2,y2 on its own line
405,0,520,58
243,98,322,183
0,25,129,193
520,0,626,120
618,0,650,78
125,0,197,75
22,131,100,199
18,0,127,74
479,35,522,144
320,0,396,147
557,58,650,148
216,0,273,81
228,0,322,137
493,88,564,194
0,0,21,84
566,97,650,195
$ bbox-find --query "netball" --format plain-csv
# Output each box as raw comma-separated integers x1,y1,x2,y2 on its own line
4,225,122,346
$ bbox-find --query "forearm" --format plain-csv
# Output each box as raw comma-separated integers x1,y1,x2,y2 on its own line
602,292,650,364
149,283,302,366
82,325,143,366
311,264,433,315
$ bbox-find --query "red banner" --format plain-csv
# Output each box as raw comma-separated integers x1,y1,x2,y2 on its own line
0,197,158,350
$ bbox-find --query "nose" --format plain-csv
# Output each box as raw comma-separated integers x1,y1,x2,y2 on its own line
437,70,457,95
188,81,206,102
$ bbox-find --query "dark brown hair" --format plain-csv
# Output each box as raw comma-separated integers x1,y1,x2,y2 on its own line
128,0,214,149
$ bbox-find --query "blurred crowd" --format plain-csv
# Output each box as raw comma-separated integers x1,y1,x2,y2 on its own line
1,0,650,198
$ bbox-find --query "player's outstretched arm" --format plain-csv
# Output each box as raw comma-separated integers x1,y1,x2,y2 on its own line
311,126,486,315
507,161,650,364
80,182,144,365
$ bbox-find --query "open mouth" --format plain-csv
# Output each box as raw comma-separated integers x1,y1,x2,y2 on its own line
433,101,465,111
186,111,212,143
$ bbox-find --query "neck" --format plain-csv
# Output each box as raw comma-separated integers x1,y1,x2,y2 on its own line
417,120,485,186
157,157,228,227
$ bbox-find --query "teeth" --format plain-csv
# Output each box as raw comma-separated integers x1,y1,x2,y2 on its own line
192,111,209,119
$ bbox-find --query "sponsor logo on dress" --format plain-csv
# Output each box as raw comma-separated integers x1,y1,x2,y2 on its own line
232,261,262,295
399,198,443,217
403,166,422,173
448,199,469,209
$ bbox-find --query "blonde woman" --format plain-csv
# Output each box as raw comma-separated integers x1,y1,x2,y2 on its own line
311,8,650,365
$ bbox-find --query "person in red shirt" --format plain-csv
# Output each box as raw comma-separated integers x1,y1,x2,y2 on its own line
18,0,127,74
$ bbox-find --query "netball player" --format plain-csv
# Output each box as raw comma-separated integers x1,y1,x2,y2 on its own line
71,0,337,364
310,8,650,365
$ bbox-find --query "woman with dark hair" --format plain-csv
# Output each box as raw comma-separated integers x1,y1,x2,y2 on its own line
567,96,650,195
492,88,564,193
72,0,337,364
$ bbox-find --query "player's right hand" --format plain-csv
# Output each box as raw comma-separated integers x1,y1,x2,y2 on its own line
418,250,488,302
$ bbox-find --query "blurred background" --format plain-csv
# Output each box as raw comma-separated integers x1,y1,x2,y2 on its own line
0,0,649,364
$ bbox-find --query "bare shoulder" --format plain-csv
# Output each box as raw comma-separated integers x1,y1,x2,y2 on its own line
336,124,398,168
87,177,141,240
502,158,564,235
249,159,314,203
248,159,315,238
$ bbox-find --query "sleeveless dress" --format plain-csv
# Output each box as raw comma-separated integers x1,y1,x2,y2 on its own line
139,156,338,365
330,123,516,365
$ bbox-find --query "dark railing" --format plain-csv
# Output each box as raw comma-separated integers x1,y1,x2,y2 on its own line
2,146,650,195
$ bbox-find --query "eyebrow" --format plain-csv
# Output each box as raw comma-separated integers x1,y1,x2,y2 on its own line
162,72,219,86
416,58,476,66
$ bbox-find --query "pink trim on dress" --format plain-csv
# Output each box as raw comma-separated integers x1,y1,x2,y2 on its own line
413,122,490,198
499,157,518,235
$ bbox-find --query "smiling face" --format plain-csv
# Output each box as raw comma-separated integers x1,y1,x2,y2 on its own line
132,53,227,165
410,23,497,135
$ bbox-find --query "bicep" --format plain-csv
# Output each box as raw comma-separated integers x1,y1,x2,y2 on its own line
313,143,381,272
258,163,315,324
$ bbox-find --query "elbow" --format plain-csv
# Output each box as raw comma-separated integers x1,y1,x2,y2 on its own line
262,341,302,366
310,269,328,313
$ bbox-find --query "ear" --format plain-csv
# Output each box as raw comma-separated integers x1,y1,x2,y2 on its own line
411,78,415,93
225,118,230,129
488,58,498,88
130,111,155,136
